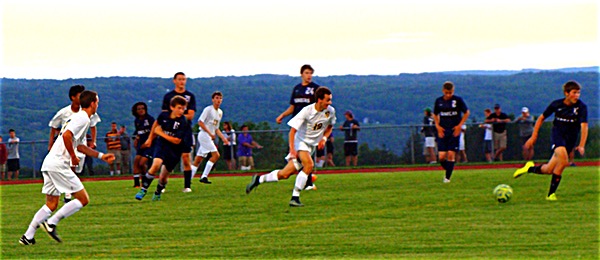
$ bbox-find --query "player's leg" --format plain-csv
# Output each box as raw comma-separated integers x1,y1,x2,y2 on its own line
153,166,170,200
289,150,314,207
245,157,299,194
20,174,61,245
200,151,220,184
133,155,143,188
136,157,162,200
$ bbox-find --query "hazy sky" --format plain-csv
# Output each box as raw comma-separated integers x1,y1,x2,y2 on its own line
2,0,598,79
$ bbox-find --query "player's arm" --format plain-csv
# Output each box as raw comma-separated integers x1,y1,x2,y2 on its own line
48,127,59,151
215,128,230,145
77,144,115,164
319,125,333,150
154,125,181,145
576,123,588,156
288,127,298,158
197,121,214,139
62,130,80,169
276,105,294,124
90,126,97,149
432,113,444,138
525,114,546,148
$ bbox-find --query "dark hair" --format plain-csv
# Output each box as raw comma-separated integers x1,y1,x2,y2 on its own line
9,129,15,133
212,91,223,99
80,90,98,108
173,72,186,79
443,81,454,90
300,64,314,74
315,86,332,100
69,85,85,101
484,108,492,113
223,121,232,131
131,102,148,117
241,125,248,130
170,95,188,108
563,80,581,94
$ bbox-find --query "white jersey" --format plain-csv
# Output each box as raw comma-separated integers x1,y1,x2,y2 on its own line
483,123,493,141
198,105,223,135
288,103,336,147
42,111,91,172
49,105,101,129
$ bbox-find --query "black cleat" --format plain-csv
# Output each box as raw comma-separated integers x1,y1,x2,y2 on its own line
199,177,212,184
245,174,260,194
40,221,62,243
289,197,304,207
303,173,314,189
19,235,36,245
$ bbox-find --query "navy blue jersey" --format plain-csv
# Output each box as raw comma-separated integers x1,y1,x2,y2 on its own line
162,90,197,117
155,111,190,153
543,98,588,133
433,95,468,129
342,119,360,142
134,114,155,150
290,82,320,117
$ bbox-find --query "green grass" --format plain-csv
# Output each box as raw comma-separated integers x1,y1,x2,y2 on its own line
1,166,598,259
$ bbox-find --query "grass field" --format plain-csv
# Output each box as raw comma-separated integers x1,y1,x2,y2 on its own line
1,166,598,259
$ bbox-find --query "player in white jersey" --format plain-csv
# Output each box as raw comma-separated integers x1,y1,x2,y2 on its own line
246,87,335,207
19,91,115,245
47,85,102,203
188,91,229,190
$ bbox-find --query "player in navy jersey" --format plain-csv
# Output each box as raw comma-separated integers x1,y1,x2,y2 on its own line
433,81,470,183
514,81,588,201
131,102,155,188
276,64,320,190
135,96,190,201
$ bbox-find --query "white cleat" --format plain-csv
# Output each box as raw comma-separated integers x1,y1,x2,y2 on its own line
182,188,192,193
443,178,451,183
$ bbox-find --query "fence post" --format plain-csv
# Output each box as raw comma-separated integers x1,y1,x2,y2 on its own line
32,142,36,178
410,126,415,164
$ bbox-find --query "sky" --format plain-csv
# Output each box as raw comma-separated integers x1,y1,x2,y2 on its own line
1,0,598,79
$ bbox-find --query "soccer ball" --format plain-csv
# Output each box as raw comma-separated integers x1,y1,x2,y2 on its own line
493,184,513,203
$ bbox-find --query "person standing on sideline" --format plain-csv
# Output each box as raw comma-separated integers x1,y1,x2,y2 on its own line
237,125,263,170
105,122,122,176
221,121,237,171
456,124,468,163
7,129,20,180
514,81,588,201
0,135,7,180
515,107,535,160
421,107,437,164
433,81,470,183
18,90,115,245
119,125,132,175
132,102,155,188
276,64,320,189
82,134,95,176
246,87,336,207
479,109,494,163
325,133,335,167
485,104,510,161
160,72,196,192
340,110,360,166
190,91,229,189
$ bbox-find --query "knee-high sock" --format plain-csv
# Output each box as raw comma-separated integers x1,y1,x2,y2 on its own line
440,160,448,171
183,170,191,188
548,174,562,196
47,199,84,226
292,171,309,197
528,165,543,174
191,165,198,179
259,170,280,183
142,173,155,190
201,161,214,178
445,161,455,180
24,205,52,239
155,180,167,195
133,173,141,186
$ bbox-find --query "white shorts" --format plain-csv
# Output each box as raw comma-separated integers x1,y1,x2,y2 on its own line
41,170,84,196
196,131,218,158
425,137,436,148
284,140,315,170
459,134,466,150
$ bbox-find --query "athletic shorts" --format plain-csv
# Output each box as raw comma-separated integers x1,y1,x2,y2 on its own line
153,143,182,173
344,142,358,156
42,170,84,196
493,131,507,149
551,128,578,154
425,137,436,148
7,159,20,171
108,149,122,162
222,145,236,160
136,145,155,159
326,141,334,154
316,147,325,157
436,129,459,152
483,140,492,153
196,132,218,158
459,135,466,151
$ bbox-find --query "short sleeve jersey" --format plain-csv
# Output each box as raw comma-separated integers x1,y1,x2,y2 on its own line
342,119,360,142
487,112,509,133
49,105,101,129
42,111,90,172
156,111,190,152
433,95,468,129
288,104,337,147
7,137,20,159
543,98,588,133
162,90,196,119
134,114,155,149
198,105,223,135
290,82,320,117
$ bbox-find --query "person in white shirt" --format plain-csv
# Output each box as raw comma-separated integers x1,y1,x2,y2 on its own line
188,91,229,191
456,124,468,163
479,109,494,163
246,87,336,207
19,90,115,246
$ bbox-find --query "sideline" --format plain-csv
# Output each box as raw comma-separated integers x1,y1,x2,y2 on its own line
1,161,597,186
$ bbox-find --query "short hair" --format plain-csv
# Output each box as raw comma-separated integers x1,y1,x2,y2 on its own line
111,122,117,125
212,91,223,99
563,80,581,93
173,72,186,79
170,95,188,108
9,129,15,133
443,81,454,90
484,108,492,113
241,125,249,130
315,86,332,100
300,64,314,74
69,85,85,101
80,90,98,108
131,102,148,117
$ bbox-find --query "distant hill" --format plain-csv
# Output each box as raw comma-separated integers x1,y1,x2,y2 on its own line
438,66,598,76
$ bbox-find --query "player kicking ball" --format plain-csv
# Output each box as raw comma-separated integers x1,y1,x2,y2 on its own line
135,96,191,201
246,87,335,207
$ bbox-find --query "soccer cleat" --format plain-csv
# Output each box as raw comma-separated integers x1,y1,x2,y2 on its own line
514,161,535,178
162,188,166,193
40,221,62,243
18,235,36,245
199,177,212,184
135,189,147,200
289,198,305,207
304,184,317,190
182,188,192,193
133,185,140,188
443,178,451,183
245,174,260,194
546,193,558,201
152,194,161,201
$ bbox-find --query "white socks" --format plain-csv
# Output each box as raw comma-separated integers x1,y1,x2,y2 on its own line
24,205,52,239
202,161,214,178
191,165,198,179
47,199,83,226
259,170,280,183
292,171,309,197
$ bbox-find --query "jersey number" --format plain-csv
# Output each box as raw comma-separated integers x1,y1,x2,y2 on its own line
305,88,314,95
313,123,323,131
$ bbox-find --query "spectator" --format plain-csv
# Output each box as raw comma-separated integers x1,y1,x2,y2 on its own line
421,107,437,164
7,129,20,180
120,125,132,175
515,107,535,160
237,125,263,170
325,134,336,167
82,134,95,176
479,109,494,163
340,110,360,166
105,122,122,175
0,135,7,180
485,104,510,161
456,124,468,163
221,121,237,171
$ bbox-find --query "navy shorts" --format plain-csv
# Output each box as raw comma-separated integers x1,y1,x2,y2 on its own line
437,129,459,152
344,142,358,156
136,145,154,159
551,128,577,154
153,142,182,173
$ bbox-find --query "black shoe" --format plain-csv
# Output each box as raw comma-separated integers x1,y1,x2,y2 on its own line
40,221,62,243
199,177,212,184
19,235,36,245
289,197,304,207
245,174,260,194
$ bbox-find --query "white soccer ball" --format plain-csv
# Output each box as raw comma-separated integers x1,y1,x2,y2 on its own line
493,184,513,203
